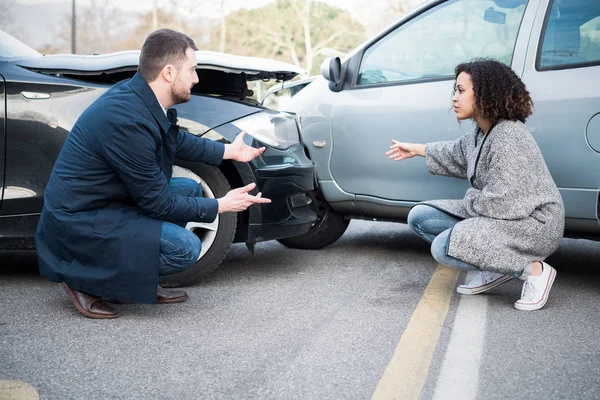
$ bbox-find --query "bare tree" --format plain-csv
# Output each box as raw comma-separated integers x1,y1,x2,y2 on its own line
0,0,29,43
0,0,16,16
354,0,423,35
212,0,364,75
388,0,410,15
47,0,130,54
153,0,159,31
287,0,356,73
217,0,227,53
77,0,128,53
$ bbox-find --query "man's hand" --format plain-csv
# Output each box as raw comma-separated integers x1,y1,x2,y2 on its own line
217,183,271,213
223,131,266,162
385,140,426,161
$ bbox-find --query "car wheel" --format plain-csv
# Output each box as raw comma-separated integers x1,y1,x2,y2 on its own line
277,190,349,249
159,164,236,287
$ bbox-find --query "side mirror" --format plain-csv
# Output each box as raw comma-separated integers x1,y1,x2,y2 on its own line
484,7,506,24
320,57,343,91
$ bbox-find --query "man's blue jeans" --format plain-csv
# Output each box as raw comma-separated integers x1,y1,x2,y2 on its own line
407,204,482,272
159,177,203,277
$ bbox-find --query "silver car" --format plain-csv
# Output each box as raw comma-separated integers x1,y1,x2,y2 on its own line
278,0,600,249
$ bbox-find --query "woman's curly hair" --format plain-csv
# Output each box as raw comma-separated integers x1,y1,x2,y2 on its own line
454,59,533,123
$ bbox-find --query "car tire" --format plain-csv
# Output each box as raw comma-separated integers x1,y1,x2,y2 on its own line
277,190,349,249
159,163,236,287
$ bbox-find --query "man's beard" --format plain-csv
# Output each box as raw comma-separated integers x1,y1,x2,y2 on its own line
171,80,192,105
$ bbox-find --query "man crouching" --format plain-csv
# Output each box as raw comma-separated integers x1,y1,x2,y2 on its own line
36,29,270,319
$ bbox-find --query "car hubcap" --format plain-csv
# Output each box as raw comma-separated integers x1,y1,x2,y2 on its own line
172,166,218,260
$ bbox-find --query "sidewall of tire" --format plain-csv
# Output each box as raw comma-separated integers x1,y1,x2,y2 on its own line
277,191,349,250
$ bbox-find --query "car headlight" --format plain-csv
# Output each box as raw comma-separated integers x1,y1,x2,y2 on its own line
232,111,300,150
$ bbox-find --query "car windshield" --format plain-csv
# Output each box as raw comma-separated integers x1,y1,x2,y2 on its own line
0,30,42,61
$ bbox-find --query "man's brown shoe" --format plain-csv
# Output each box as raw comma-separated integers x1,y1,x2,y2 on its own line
60,282,119,319
157,286,188,304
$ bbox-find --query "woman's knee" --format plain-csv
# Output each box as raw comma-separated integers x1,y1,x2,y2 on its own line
430,230,480,271
407,204,435,231
408,205,461,241
430,232,449,264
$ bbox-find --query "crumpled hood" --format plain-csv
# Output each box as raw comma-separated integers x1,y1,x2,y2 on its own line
16,50,305,82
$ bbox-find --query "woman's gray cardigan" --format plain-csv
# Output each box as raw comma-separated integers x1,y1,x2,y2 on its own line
423,119,564,275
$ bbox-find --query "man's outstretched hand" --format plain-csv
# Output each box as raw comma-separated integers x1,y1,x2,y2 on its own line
217,183,271,213
223,131,266,162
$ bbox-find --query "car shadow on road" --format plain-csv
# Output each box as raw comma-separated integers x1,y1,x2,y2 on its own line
545,237,600,276
216,221,600,282
2,223,599,281
0,250,38,276
206,221,432,282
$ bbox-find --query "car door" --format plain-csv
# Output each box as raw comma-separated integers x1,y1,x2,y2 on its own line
1,75,102,217
520,0,600,231
0,73,5,210
328,0,535,205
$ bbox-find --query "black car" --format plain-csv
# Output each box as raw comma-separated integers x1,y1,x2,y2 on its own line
0,30,316,286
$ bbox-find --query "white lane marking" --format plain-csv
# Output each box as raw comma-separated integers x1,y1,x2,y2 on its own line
433,271,488,400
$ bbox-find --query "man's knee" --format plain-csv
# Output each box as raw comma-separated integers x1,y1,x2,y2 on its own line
170,177,202,197
187,180,202,198
160,225,202,270
180,231,201,265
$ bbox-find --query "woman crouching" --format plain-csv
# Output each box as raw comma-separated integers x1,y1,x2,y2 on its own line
386,59,564,311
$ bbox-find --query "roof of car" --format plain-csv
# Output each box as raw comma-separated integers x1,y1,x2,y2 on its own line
16,50,305,81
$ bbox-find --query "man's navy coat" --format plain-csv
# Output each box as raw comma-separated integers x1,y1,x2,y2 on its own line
36,72,225,303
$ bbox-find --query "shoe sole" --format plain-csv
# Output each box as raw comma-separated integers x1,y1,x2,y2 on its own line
514,267,557,311
60,282,119,319
457,275,514,295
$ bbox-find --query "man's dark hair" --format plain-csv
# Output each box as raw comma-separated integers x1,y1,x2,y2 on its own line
138,29,198,83
454,58,533,123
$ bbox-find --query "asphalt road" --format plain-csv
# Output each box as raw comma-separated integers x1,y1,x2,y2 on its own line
1,220,599,400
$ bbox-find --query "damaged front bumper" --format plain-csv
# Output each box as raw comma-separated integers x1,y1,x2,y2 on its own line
241,145,317,244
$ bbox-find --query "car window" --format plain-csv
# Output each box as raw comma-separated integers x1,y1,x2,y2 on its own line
538,0,600,69
262,87,294,111
357,0,528,86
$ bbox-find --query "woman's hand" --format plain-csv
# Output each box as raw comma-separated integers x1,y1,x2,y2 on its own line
385,140,426,161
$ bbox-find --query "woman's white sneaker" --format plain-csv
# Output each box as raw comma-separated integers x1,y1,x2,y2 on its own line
456,271,513,295
514,262,557,311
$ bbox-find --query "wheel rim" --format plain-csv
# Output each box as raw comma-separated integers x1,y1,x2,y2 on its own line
172,166,219,260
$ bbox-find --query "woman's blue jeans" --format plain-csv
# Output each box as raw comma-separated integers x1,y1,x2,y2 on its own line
407,204,481,272
159,177,203,278
408,204,530,278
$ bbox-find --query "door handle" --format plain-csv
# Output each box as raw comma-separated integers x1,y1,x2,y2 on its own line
312,140,326,148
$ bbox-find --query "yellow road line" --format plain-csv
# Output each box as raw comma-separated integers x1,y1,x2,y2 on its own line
372,264,460,400
0,380,39,400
